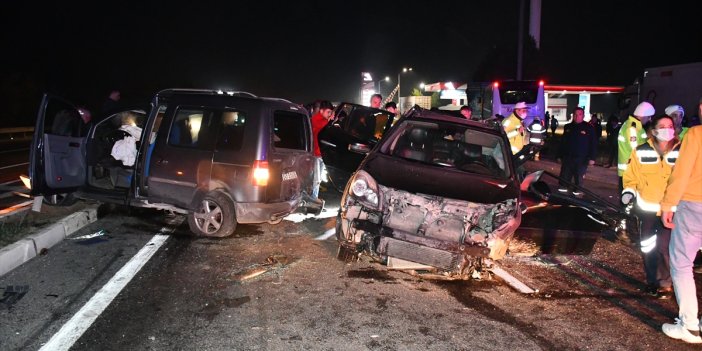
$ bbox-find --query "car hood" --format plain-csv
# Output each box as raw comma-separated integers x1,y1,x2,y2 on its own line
361,153,519,204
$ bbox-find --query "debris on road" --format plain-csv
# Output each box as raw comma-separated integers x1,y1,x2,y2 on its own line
1,285,29,309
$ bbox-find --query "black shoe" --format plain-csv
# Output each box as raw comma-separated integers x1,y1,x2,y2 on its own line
656,287,673,300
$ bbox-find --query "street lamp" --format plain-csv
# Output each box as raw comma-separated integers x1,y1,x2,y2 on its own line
398,67,413,112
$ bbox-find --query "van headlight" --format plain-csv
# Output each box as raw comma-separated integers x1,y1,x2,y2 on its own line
349,170,380,209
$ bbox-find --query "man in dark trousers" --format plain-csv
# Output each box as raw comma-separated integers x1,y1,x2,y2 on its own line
557,107,597,195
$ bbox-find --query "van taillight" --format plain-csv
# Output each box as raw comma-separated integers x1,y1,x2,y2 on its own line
252,160,269,186
493,81,499,88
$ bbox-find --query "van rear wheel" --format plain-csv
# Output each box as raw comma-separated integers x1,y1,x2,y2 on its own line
187,192,236,237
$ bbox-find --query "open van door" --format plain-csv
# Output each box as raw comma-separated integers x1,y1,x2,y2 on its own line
29,94,87,202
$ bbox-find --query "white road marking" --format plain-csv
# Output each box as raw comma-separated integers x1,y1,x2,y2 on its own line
39,234,171,351
315,228,336,241
1,179,21,186
0,162,28,170
491,266,537,294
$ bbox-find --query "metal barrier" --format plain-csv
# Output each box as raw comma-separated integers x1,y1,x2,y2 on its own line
0,127,33,142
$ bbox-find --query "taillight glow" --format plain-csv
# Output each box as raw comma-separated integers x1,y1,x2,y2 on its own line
493,81,499,88
538,80,545,86
252,160,269,186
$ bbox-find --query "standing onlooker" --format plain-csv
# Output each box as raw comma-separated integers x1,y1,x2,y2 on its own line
544,111,551,136
101,90,121,115
459,105,472,119
666,105,688,141
604,114,621,168
622,115,680,299
311,100,334,199
384,102,398,116
557,107,597,195
618,101,654,192
550,113,559,135
370,93,382,109
502,101,527,154
660,125,702,343
77,107,93,137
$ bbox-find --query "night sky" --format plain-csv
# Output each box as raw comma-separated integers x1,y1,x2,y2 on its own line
1,0,701,126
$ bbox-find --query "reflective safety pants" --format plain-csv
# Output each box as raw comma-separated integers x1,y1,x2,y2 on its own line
633,207,672,289
670,201,702,330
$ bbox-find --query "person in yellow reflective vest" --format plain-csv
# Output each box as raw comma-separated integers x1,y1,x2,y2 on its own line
618,101,654,190
665,104,689,141
622,115,681,299
502,101,527,154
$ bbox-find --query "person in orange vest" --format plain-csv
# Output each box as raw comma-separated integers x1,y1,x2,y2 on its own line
622,115,681,299
660,125,702,343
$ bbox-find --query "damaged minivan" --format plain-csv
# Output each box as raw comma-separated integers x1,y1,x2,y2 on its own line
27,89,321,237
333,108,521,277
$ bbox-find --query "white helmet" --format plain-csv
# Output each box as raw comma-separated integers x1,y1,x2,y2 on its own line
664,104,684,117
633,101,655,117
514,101,528,109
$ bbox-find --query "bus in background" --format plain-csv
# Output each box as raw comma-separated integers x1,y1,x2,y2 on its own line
489,80,545,126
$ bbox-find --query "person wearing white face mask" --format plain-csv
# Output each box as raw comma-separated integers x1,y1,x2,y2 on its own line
622,115,681,299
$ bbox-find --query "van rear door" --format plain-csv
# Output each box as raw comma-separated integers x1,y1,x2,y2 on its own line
29,94,87,196
268,109,315,202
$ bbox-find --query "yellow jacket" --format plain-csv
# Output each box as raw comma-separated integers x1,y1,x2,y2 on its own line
502,113,524,154
623,139,681,214
661,126,702,212
617,115,647,176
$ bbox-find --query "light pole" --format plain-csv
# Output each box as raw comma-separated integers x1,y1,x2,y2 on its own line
398,67,413,112
377,76,390,97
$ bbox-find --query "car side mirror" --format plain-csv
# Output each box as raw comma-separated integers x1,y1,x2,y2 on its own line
348,143,371,154
529,181,551,201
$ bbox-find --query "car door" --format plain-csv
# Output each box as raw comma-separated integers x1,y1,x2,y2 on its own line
146,105,218,209
318,103,395,190
517,170,638,254
29,94,87,196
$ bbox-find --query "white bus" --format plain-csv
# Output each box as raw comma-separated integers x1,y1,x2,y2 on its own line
480,80,546,126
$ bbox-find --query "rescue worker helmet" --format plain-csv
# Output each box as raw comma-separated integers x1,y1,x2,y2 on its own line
664,104,684,117
633,101,655,118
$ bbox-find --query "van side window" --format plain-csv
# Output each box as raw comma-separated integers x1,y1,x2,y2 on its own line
273,111,308,150
168,108,217,150
215,110,247,151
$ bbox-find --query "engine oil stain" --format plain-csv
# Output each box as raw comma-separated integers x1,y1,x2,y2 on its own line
347,269,397,282
435,280,558,350
223,296,251,308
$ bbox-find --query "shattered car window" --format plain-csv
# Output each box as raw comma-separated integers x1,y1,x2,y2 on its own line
380,120,509,178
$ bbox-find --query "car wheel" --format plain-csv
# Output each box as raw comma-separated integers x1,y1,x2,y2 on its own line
43,193,77,206
187,192,236,237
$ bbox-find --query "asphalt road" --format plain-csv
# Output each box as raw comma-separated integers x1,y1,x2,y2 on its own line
1,184,699,350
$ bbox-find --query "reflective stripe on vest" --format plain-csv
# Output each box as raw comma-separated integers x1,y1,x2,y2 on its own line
641,235,657,253
637,149,659,164
665,150,679,165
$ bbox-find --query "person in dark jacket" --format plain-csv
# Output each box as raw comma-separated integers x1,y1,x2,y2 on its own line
604,114,621,168
557,107,597,195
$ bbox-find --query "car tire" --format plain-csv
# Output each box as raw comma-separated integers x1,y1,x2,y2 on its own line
43,193,77,206
187,192,236,237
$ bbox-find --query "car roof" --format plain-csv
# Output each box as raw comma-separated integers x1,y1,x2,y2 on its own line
156,88,305,111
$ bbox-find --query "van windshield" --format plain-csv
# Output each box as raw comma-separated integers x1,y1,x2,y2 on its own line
499,81,538,104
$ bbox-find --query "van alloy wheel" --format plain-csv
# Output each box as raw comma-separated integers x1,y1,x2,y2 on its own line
187,192,236,237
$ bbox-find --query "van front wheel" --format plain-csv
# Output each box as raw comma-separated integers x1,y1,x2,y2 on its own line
187,193,236,237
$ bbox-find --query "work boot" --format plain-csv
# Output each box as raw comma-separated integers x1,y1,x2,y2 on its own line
662,319,702,343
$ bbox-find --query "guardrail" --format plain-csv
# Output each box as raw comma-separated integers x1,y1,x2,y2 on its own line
0,127,33,142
